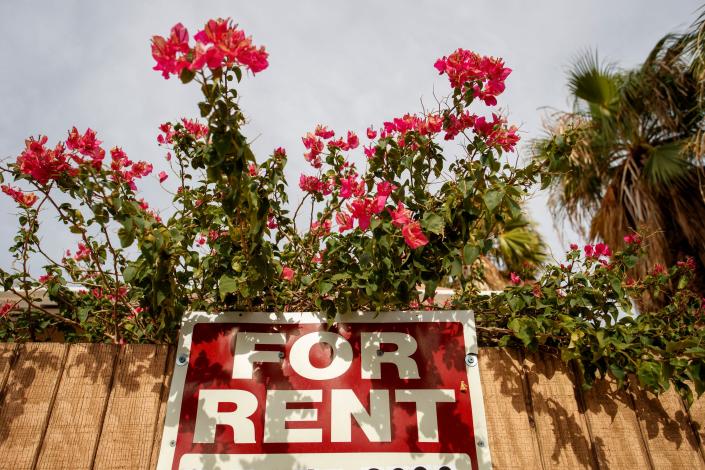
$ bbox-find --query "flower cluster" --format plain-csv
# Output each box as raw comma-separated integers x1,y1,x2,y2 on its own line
16,136,74,185
157,119,209,145
433,48,512,106
1,185,38,207
151,19,268,80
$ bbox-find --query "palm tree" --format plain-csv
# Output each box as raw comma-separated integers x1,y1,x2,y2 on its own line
533,13,705,291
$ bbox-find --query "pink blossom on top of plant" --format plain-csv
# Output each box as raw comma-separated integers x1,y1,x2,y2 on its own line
433,48,512,105
314,125,335,139
158,171,169,183
16,136,74,185
366,127,377,139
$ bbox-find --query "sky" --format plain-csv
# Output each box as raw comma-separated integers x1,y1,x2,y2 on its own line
0,0,702,272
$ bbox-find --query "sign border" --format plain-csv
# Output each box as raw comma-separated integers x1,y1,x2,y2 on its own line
156,310,492,470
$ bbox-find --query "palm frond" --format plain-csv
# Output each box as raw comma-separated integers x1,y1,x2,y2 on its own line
642,141,691,187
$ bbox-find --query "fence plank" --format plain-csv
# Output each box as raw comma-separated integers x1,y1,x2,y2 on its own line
149,346,175,470
0,343,67,469
524,352,595,469
686,391,705,462
93,344,169,470
0,343,17,399
35,343,118,470
581,378,652,468
632,386,705,469
478,348,543,469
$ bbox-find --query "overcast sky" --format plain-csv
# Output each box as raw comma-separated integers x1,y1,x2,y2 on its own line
1,1,702,272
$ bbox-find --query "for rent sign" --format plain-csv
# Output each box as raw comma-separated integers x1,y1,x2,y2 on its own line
157,310,491,470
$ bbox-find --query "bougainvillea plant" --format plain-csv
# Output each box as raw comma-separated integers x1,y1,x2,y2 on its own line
1,18,704,403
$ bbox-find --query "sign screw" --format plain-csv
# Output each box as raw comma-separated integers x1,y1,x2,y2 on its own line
176,354,188,366
376,350,384,356
465,353,477,367
476,437,486,448
169,440,176,447
278,351,285,359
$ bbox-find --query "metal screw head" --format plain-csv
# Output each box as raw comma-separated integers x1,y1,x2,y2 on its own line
476,437,486,448
376,350,384,356
278,351,285,359
465,353,477,367
169,439,176,447
176,354,188,366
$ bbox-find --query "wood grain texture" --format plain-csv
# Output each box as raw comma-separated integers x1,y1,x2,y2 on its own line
633,385,705,469
478,348,543,469
524,352,595,469
581,377,652,469
0,343,17,399
0,343,67,469
35,343,118,470
687,390,705,463
149,346,174,470
93,344,169,470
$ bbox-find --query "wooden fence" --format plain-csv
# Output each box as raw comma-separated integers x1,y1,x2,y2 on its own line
1,343,705,469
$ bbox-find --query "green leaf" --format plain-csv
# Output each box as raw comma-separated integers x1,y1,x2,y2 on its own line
422,212,444,235
218,274,238,301
463,245,480,265
483,190,504,212
319,282,333,295
180,68,196,84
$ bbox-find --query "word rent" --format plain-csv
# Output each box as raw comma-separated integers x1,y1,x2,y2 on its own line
193,331,456,444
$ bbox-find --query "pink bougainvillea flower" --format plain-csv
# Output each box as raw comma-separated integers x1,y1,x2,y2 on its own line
584,244,595,258
346,131,359,150
349,198,377,230
310,219,332,237
509,272,522,285
677,256,696,271
434,48,511,105
314,125,335,139
339,173,365,199
151,23,191,79
281,266,295,281
38,274,53,284
623,233,642,246
402,221,429,249
374,181,396,212
74,243,92,262
273,147,287,158
366,127,377,139
594,242,611,258
0,302,12,318
570,243,579,251
651,263,667,276
388,202,412,227
335,211,354,233
267,215,278,229
16,136,74,185
158,171,169,183
1,185,38,207
299,175,331,195
248,163,257,176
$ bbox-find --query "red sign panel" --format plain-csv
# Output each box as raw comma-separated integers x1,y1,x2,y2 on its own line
157,311,491,470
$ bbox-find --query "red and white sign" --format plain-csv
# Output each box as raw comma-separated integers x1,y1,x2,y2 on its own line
157,310,491,470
